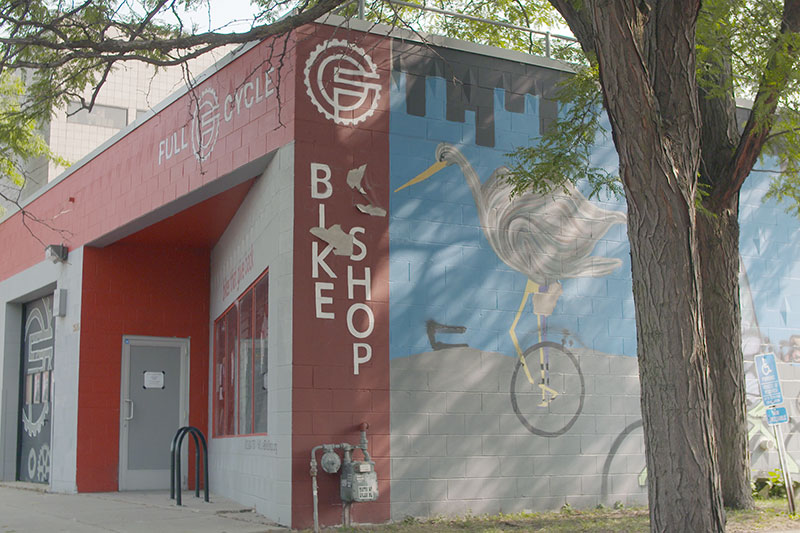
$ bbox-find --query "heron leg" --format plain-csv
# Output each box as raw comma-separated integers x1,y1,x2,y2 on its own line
510,280,537,386
534,311,559,406
509,280,559,406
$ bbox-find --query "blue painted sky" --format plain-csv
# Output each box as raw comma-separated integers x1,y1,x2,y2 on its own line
388,71,634,359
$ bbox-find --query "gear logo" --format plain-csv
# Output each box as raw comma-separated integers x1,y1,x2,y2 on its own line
304,39,381,125
191,87,221,162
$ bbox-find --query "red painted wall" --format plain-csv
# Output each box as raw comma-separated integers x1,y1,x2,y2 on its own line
77,244,210,491
0,35,294,282
292,25,392,528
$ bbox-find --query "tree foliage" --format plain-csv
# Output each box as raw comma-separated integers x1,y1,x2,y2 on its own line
0,0,349,210
0,0,348,123
0,73,64,187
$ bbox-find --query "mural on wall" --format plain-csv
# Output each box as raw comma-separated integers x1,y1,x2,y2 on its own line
18,295,55,484
387,39,800,519
739,258,800,475
394,141,625,431
388,42,645,517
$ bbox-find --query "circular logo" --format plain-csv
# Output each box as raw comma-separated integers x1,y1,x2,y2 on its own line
304,39,381,125
191,87,221,162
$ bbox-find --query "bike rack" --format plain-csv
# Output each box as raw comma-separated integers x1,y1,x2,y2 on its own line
170,426,209,506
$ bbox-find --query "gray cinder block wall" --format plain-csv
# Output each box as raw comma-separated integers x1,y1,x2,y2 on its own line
391,348,800,519
390,346,646,519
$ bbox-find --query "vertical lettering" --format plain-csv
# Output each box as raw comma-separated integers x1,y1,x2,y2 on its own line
353,343,372,375
254,75,263,103
310,163,333,199
349,227,367,261
315,282,335,319
312,242,336,279
347,303,375,339
235,87,244,114
244,82,254,108
347,266,371,300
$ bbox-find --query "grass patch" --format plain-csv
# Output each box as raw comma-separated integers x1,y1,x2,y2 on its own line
308,499,800,532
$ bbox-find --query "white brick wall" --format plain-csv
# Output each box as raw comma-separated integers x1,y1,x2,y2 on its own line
208,142,294,526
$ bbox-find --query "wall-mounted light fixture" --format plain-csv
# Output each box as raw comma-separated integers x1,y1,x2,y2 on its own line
45,244,68,263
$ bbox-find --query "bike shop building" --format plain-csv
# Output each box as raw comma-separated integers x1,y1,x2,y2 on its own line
0,17,798,530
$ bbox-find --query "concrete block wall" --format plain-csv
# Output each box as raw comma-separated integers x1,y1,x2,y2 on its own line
390,347,645,519
209,143,294,525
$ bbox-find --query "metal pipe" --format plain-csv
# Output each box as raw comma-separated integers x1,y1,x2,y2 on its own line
310,445,324,533
775,424,796,513
343,502,352,527
383,0,577,56
358,0,365,19
358,422,371,462
545,32,551,58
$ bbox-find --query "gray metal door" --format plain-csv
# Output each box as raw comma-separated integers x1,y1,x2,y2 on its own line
17,295,54,484
119,336,188,490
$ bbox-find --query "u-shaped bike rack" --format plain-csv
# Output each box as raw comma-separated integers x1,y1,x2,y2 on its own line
170,426,209,506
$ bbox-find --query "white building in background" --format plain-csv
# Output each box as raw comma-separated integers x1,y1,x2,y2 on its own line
18,50,231,202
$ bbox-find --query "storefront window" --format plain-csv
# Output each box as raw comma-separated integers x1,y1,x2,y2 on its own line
213,270,269,437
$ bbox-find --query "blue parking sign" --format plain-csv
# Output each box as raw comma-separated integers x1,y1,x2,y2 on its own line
755,353,784,407
767,406,789,426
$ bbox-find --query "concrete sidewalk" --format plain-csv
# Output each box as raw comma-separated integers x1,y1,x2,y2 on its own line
0,483,288,533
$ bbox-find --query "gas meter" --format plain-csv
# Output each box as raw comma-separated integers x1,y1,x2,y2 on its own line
310,423,378,532
340,459,378,503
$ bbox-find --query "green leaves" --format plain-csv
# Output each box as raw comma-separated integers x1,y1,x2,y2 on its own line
504,62,621,200
0,72,66,192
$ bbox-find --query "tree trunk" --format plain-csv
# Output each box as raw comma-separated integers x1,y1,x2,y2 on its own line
585,3,725,531
548,1,727,529
622,166,725,533
698,202,754,509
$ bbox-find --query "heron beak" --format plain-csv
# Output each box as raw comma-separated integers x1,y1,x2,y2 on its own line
394,161,447,192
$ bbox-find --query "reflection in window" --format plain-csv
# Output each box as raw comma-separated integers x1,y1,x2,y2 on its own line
254,276,268,433
238,291,253,435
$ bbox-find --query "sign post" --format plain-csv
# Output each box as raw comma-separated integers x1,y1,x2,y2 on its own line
755,353,795,514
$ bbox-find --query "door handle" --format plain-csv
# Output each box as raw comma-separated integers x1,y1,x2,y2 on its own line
124,399,134,421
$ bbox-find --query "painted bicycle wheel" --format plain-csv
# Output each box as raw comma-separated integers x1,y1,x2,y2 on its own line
509,341,585,437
